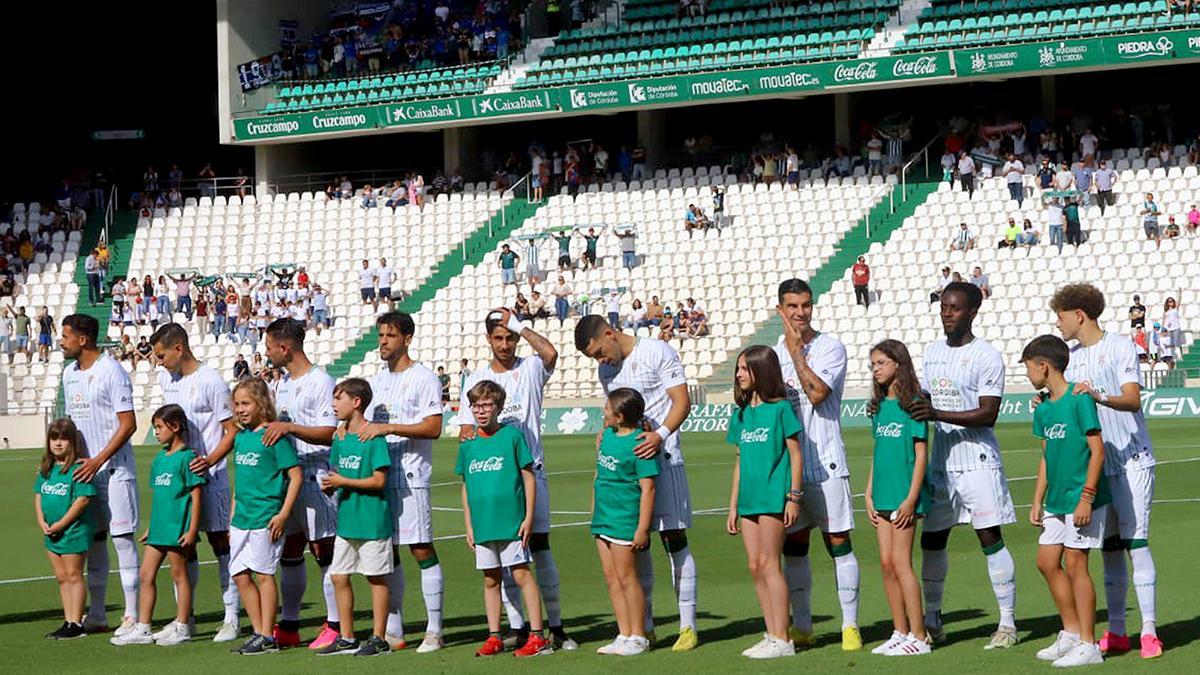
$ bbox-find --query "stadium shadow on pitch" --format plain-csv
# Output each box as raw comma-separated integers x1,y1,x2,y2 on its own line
1158,616,1200,651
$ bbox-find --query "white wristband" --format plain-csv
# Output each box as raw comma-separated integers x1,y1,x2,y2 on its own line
506,314,527,335
654,425,671,440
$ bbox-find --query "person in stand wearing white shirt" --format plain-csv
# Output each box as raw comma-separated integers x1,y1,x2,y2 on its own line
866,136,884,177
772,279,863,651
376,257,395,311
1054,161,1075,191
1050,284,1163,659
359,259,376,306
261,318,340,650
311,285,329,334
151,323,242,642
1079,128,1099,162
454,307,579,651
1002,152,1026,207
59,314,141,635
957,151,976,198
1093,159,1117,215
786,146,802,187
907,282,1018,649
949,222,977,252
359,312,446,652
574,315,699,652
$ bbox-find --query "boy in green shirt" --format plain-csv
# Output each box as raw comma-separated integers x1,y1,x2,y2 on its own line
1022,335,1109,668
456,380,553,658
317,378,393,657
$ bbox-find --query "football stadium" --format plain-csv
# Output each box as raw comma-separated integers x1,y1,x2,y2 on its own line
1,0,1198,671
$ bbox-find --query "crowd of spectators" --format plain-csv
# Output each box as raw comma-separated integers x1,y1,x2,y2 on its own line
1129,294,1185,367
326,169,467,207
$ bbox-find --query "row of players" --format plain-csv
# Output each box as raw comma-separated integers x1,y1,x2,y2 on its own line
34,279,1161,661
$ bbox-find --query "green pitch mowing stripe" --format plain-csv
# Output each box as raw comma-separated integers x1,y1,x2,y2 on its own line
1,419,1196,673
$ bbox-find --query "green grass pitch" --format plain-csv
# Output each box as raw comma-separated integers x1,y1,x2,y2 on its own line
1,420,1196,673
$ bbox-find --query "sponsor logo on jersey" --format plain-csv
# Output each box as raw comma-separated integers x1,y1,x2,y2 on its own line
154,472,173,487
338,455,363,471
597,453,620,471
468,456,505,474
237,452,262,467
1044,423,1068,440
739,427,770,444
41,482,70,497
876,422,905,438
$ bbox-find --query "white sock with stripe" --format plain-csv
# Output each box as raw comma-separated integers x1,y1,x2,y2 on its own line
833,551,860,629
112,534,140,620
420,563,444,635
985,546,1017,630
1130,547,1157,636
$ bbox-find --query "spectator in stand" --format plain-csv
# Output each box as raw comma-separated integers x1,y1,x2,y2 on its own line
602,289,622,329
957,151,976,197
1072,158,1095,207
143,166,159,194
624,299,650,335
168,164,183,189
616,227,637,269
437,366,451,403
194,293,209,335
35,306,54,363
1064,197,1083,249
1002,153,1025,206
630,143,647,180
685,304,709,339
0,306,10,360
1079,128,1099,161
523,238,542,286
930,266,952,303
1053,161,1075,191
550,275,572,326
212,294,226,336
949,222,976,252
940,150,955,183
581,227,601,270
866,135,884,177
384,180,407,210
233,354,250,380
785,146,801,187
197,163,217,198
132,336,153,368
593,144,609,182
970,266,992,299
999,217,1021,249
1164,216,1181,240
168,270,196,319
552,230,572,272
375,257,395,311
1163,297,1183,361
1046,197,1066,254
646,295,664,330
498,243,519,285
358,259,376,305
112,334,133,362
528,290,549,325
84,249,102,306
1141,193,1161,249
684,204,699,235
1036,157,1055,192
1093,158,1117,214
711,186,725,229
851,256,870,309
360,184,377,209
1129,295,1146,330
1133,325,1149,361
233,168,249,198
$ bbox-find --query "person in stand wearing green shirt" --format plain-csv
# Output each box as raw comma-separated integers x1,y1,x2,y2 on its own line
725,346,803,659
553,230,573,272
592,388,658,657
111,405,206,647
579,226,603,270
317,378,393,657
34,419,96,640
863,340,931,657
498,243,520,286
1023,335,1109,668
227,379,302,656
456,380,553,658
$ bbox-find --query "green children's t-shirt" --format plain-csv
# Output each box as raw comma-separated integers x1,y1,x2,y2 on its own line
329,434,392,540
1033,387,1112,515
592,428,660,541
33,464,97,555
147,448,207,547
870,398,930,513
726,399,802,517
231,429,299,530
455,425,534,544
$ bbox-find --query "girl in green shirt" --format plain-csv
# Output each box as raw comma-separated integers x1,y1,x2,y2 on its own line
112,405,206,646
34,418,95,640
592,387,658,656
726,346,802,659
863,340,931,656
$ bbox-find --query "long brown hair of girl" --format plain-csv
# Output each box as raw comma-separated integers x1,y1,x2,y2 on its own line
869,339,921,413
41,418,84,478
733,345,789,418
233,377,277,428
151,404,190,446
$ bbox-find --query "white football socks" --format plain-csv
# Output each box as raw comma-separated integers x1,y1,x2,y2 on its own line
666,546,697,631
420,563,444,635
985,546,1017,630
833,551,860,629
112,534,140,619
1130,547,1157,636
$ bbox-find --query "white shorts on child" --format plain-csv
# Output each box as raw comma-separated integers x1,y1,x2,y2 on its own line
330,536,393,576
1039,507,1108,550
229,527,285,575
596,534,634,547
474,539,532,570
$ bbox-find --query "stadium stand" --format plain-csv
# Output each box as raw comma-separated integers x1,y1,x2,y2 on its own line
514,0,898,88
895,0,1200,53
262,61,505,114
814,150,1198,389
343,168,893,402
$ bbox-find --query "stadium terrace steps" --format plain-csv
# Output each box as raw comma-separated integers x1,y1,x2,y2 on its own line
325,197,541,378
701,179,939,391
1162,339,1200,387
70,210,138,335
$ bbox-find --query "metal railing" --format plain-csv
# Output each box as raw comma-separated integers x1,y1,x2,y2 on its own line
102,184,117,245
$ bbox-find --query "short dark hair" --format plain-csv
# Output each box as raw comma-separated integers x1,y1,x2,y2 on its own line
266,318,305,346
777,278,813,303
941,281,983,309
574,315,611,353
151,404,190,444
377,311,415,336
149,322,189,348
467,379,507,408
607,387,645,427
333,377,373,411
62,314,99,345
1021,334,1069,373
1049,283,1106,320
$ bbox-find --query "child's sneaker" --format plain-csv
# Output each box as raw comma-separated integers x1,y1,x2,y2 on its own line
872,630,906,655
308,623,340,650
1140,634,1164,659
514,632,554,657
1038,631,1081,661
747,635,794,659
1099,631,1129,655
112,616,137,638
1052,641,1104,667
213,621,240,643
45,621,70,639
475,635,505,657
742,634,771,657
152,621,178,642
886,634,932,656
355,635,392,657
315,637,360,656
597,635,627,655
239,634,280,655
110,624,153,646
613,635,650,656
155,622,192,647
672,626,699,652
56,622,87,640
415,632,444,653
272,624,301,648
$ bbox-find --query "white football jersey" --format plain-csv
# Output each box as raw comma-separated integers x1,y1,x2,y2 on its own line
921,337,1006,472
598,338,688,466
366,363,444,489
61,353,136,479
1064,332,1155,475
273,365,337,471
455,355,553,471
159,364,233,487
774,332,849,482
